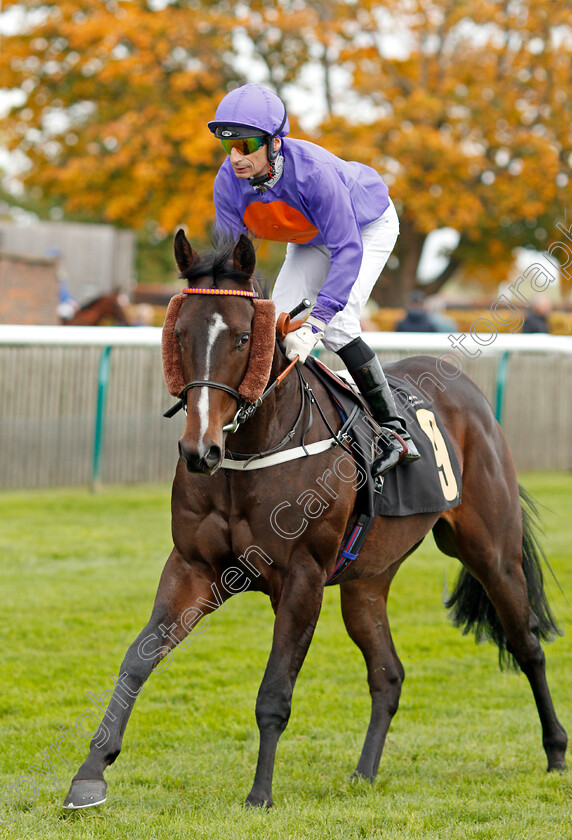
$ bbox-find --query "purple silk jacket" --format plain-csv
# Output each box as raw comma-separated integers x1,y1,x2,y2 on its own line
213,138,390,325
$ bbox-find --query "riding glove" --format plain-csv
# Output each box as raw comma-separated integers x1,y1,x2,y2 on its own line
283,316,326,363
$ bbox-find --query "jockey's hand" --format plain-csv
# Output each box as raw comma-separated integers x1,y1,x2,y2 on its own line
283,316,326,364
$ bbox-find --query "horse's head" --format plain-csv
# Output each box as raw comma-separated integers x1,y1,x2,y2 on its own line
162,232,276,475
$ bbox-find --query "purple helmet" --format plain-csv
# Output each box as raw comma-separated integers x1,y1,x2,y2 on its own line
208,84,289,138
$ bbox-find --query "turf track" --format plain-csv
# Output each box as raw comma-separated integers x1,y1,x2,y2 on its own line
0,473,570,839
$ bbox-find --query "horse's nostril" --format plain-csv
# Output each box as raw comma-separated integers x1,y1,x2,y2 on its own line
178,439,221,473
178,439,196,468
204,445,222,469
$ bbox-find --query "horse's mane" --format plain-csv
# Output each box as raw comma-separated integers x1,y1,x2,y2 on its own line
179,242,250,287
178,239,270,298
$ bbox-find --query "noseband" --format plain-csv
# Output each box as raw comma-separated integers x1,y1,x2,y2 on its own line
164,377,242,414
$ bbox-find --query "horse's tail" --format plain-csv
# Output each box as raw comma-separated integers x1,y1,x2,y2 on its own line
444,485,562,671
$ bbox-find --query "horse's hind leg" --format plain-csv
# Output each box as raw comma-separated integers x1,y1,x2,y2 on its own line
63,549,227,809
437,483,567,771
340,565,405,781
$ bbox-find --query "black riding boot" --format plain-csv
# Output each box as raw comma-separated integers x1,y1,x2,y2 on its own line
337,337,420,476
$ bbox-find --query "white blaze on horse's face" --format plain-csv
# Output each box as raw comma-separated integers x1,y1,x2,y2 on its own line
197,312,228,457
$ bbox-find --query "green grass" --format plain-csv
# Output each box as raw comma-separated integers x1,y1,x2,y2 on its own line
0,474,570,839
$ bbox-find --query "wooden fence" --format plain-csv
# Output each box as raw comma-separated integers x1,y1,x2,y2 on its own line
0,327,570,489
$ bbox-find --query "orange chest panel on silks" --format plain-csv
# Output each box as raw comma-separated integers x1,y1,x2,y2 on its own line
243,200,319,244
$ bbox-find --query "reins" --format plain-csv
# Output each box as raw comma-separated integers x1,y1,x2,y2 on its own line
222,363,358,470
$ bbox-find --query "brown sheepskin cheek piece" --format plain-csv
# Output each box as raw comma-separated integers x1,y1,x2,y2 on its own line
161,294,186,397
238,299,276,404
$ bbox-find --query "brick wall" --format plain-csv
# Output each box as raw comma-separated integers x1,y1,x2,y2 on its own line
0,252,59,325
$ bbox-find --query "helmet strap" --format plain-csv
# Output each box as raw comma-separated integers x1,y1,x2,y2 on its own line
247,101,286,188
248,139,275,188
249,157,275,188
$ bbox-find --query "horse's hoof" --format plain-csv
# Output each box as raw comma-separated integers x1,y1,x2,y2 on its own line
350,770,374,783
547,759,568,773
62,779,107,810
245,793,273,809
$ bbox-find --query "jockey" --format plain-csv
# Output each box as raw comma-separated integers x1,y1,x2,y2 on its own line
208,84,420,475
46,246,79,321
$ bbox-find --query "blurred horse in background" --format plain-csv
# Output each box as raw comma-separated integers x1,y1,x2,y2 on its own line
61,292,131,326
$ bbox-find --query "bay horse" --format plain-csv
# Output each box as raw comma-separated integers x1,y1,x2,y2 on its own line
61,292,130,326
63,233,567,811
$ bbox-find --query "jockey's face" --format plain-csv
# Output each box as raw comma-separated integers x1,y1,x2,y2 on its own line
229,137,281,180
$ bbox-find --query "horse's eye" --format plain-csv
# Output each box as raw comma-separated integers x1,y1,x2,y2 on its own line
236,332,250,349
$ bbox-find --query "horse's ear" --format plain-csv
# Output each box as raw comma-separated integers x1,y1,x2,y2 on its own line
232,234,256,277
174,229,200,274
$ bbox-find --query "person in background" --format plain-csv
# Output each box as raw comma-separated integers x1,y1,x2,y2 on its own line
132,303,155,327
522,295,551,333
395,291,437,332
47,247,79,322
208,83,420,475
425,294,458,332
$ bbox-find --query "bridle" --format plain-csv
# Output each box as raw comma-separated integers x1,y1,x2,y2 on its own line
163,287,297,432
163,287,356,469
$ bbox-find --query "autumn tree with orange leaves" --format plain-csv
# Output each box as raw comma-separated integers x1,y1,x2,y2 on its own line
327,0,572,302
1,0,571,301
238,0,572,301
0,0,242,236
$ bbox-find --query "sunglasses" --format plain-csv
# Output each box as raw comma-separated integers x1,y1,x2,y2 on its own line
220,136,266,156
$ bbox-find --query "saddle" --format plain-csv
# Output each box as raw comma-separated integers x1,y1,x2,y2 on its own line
304,357,462,584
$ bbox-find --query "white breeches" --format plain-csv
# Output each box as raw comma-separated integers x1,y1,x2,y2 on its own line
271,199,399,352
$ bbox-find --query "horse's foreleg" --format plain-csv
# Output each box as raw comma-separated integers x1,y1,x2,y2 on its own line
340,568,404,781
245,559,325,809
63,549,225,809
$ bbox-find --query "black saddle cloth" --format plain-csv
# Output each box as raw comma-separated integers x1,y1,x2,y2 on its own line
305,357,462,518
